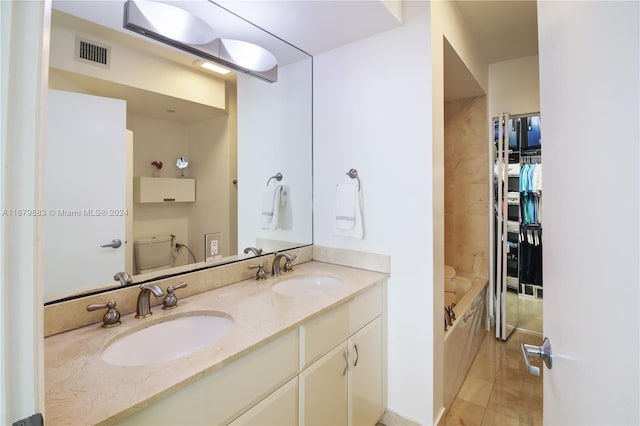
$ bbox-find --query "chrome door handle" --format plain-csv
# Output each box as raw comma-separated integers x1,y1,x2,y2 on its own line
521,337,553,376
101,239,122,249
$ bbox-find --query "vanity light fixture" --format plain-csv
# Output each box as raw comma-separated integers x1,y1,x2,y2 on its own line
194,60,231,76
123,0,278,82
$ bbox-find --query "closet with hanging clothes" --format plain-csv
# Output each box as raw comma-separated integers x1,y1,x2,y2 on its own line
492,113,543,340
519,115,543,298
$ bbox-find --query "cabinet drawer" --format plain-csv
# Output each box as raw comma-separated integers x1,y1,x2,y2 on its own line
300,282,382,371
115,329,298,426
348,282,382,335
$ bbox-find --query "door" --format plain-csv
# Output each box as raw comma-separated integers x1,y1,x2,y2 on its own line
299,342,349,426
44,89,127,300
535,2,639,424
492,113,519,340
349,317,383,426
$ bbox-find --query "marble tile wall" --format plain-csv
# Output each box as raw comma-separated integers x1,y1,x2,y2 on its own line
444,96,489,278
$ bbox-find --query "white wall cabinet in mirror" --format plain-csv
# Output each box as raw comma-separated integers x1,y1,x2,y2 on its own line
44,0,312,303
133,177,196,203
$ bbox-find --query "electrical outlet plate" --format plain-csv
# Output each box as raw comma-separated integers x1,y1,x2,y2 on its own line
204,232,222,262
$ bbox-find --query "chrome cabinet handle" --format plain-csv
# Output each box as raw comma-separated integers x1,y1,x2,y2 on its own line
353,344,359,367
101,239,122,249
342,350,348,376
521,337,553,376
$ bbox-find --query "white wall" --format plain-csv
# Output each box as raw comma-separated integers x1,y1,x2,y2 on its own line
0,0,49,423
313,2,433,423
488,54,540,117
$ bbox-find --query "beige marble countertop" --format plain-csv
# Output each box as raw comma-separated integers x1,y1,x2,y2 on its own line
44,261,388,426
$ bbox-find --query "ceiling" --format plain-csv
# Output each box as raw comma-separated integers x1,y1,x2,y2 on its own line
217,0,539,102
218,0,538,63
50,1,539,115
216,0,404,56
453,0,539,64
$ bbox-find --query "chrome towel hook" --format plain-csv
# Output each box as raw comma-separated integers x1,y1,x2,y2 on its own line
266,172,283,186
346,168,360,190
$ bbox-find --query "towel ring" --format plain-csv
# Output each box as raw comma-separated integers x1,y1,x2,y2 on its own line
266,172,283,186
346,168,360,190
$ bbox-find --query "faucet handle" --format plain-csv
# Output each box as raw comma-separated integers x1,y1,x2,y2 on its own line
249,263,267,280
87,300,121,328
162,282,187,310
283,256,296,273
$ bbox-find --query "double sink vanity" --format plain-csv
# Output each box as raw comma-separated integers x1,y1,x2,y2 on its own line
44,247,389,425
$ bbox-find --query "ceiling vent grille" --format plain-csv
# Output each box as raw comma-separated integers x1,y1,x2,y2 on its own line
75,37,110,69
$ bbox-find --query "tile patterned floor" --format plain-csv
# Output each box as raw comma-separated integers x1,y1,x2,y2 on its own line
445,329,544,426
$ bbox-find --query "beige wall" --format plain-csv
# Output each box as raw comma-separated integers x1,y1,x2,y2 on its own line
444,96,489,278
188,114,235,260
488,54,540,117
49,15,226,110
130,109,235,270
431,1,488,422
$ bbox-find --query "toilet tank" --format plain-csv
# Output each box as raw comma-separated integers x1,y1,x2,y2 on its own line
134,235,174,273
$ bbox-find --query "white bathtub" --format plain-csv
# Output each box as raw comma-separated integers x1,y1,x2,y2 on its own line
443,275,488,409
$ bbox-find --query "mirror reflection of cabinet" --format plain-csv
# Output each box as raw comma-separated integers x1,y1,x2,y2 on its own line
133,177,196,203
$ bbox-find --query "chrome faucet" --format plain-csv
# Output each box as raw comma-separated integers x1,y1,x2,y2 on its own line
272,252,296,276
135,283,164,318
113,271,132,287
444,308,452,331
243,247,263,257
444,304,456,331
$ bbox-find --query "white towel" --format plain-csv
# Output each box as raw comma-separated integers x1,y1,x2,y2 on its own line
260,185,291,230
333,182,364,239
277,185,292,230
260,185,280,230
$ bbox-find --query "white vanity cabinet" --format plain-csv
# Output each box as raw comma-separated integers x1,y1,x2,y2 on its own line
113,281,385,426
229,377,299,426
114,329,298,426
299,283,384,426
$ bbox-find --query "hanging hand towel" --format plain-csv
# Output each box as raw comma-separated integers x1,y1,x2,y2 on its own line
277,185,293,230
333,182,364,239
260,185,281,230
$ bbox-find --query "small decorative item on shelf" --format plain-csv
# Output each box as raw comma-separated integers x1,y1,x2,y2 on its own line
151,160,163,177
176,156,189,177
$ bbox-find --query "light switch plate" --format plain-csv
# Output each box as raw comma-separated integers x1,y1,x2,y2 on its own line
204,232,222,262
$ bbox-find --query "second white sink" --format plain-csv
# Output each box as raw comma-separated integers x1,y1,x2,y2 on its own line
101,312,234,367
271,274,342,297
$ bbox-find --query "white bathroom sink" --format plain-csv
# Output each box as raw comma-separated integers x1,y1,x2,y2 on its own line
271,274,342,296
101,313,234,367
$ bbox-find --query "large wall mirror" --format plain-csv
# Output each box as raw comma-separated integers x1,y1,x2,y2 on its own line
44,0,313,303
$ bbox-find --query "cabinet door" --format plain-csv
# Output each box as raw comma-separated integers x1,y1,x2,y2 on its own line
299,343,348,426
349,317,383,426
229,377,298,426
